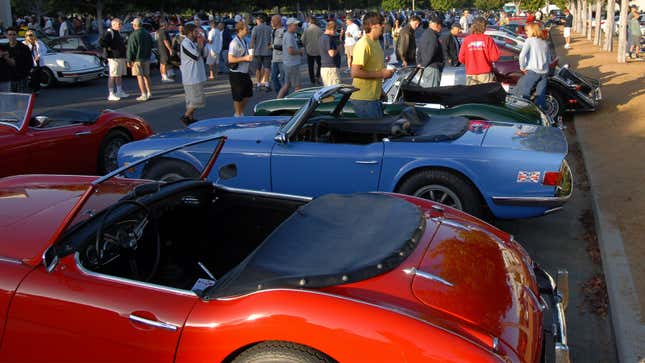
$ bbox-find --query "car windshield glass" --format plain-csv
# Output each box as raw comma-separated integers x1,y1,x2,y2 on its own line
62,136,226,233
0,93,31,130
280,98,314,135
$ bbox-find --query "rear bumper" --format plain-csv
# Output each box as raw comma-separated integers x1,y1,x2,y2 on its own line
534,265,570,363
56,67,105,83
490,160,573,211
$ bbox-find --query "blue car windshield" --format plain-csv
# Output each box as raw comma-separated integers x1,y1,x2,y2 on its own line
281,97,314,135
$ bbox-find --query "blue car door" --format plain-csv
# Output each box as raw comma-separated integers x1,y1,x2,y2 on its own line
270,141,384,197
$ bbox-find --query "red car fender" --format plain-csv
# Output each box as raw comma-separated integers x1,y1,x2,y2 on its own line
98,112,154,142
176,289,507,363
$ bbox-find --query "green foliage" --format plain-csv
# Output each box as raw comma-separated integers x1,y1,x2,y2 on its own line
474,0,505,10
381,0,408,10
522,0,547,11
430,0,465,11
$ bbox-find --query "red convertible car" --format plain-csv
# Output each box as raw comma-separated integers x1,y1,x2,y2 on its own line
0,136,570,363
0,92,152,177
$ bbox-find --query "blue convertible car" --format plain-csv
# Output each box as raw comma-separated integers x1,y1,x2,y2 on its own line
118,85,572,219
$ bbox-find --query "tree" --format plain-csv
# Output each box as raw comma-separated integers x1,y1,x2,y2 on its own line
521,0,546,12
593,0,603,46
431,0,468,11
381,0,408,10
474,0,505,11
616,0,628,62
604,0,616,51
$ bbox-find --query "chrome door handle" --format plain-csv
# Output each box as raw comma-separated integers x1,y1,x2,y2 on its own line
75,131,92,136
129,314,178,331
354,160,379,165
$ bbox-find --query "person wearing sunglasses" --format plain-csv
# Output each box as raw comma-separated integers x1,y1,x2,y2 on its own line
4,27,32,93
23,31,46,93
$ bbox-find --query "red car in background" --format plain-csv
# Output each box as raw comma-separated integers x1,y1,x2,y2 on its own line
0,136,570,363
0,93,152,177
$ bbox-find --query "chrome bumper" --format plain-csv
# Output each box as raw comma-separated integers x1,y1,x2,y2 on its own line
491,160,573,208
534,265,570,363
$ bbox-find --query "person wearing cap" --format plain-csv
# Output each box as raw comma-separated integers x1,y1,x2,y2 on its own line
416,17,444,88
277,18,303,99
440,23,461,67
344,17,362,72
127,17,153,101
350,12,394,119
628,5,642,59
563,9,573,49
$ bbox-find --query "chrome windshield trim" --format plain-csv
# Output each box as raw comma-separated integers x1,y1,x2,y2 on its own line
74,253,198,297
214,185,313,202
403,267,454,287
0,256,22,264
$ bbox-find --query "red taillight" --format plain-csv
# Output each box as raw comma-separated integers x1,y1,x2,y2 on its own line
574,85,582,90
568,99,578,104
543,171,562,186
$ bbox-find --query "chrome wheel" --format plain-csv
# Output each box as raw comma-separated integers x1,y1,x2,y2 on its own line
102,137,127,173
413,185,463,210
544,94,560,120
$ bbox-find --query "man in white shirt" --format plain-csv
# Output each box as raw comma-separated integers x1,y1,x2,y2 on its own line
59,16,70,37
180,23,208,126
344,17,361,72
206,20,222,80
459,10,471,33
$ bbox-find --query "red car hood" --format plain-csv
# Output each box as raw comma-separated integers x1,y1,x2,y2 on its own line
0,175,135,265
324,197,543,363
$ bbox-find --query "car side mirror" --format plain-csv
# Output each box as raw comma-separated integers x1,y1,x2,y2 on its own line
274,132,287,144
30,115,49,128
218,163,237,181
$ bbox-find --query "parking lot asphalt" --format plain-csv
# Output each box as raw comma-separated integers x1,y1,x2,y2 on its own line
33,71,617,362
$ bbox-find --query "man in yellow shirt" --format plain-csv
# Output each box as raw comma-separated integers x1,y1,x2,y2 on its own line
350,12,394,119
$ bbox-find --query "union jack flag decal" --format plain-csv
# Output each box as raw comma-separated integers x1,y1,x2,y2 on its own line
517,171,541,183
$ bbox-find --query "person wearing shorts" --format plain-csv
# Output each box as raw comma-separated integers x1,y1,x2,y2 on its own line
228,22,253,117
563,9,573,49
180,23,208,126
278,18,303,98
250,14,273,90
100,18,128,101
319,21,341,86
126,18,153,101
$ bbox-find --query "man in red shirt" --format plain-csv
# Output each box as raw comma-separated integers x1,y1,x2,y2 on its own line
458,17,500,85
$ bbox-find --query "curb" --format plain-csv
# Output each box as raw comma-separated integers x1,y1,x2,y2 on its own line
575,123,645,363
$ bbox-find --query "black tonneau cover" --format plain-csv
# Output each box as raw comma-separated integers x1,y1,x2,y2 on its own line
208,193,425,298
402,82,507,107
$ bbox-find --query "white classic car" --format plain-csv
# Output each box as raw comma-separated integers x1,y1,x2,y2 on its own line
1,37,106,88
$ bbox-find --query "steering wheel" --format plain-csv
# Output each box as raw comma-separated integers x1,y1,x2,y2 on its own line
95,200,161,282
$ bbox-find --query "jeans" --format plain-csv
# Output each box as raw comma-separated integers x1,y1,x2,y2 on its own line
351,100,383,119
271,62,285,91
306,55,321,83
515,70,548,109
219,49,229,73
419,66,442,88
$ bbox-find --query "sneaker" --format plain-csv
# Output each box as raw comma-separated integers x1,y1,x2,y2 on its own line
146,92,152,99
136,94,147,101
161,78,174,83
108,93,120,101
116,90,129,98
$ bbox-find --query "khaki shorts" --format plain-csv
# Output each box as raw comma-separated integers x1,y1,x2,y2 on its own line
284,65,301,89
184,82,206,109
344,44,354,57
108,58,126,77
131,61,150,76
466,72,496,85
321,67,340,86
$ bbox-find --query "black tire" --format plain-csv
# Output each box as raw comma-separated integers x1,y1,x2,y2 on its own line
232,341,333,363
40,67,57,88
397,169,484,218
98,130,132,174
142,159,200,182
544,88,564,120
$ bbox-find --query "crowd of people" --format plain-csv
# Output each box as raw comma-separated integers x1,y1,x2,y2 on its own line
2,6,642,124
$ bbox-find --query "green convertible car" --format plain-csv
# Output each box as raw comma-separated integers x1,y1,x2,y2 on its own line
254,68,556,127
